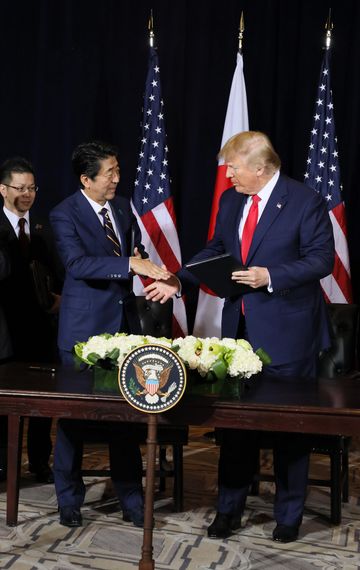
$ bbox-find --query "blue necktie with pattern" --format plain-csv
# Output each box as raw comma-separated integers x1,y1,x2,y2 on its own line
99,208,121,256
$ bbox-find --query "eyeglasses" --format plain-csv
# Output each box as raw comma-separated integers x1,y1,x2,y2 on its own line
4,184,38,194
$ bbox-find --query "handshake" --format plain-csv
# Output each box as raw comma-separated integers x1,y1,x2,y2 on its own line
129,247,180,303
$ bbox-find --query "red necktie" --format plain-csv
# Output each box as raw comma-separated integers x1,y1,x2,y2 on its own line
241,195,261,264
18,217,30,258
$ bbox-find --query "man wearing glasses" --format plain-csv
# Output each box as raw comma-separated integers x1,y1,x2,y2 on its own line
0,156,63,484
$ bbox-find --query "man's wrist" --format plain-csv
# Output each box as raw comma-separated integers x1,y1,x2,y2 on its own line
174,275,182,298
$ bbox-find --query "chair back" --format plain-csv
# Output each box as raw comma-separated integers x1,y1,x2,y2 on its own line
135,297,173,338
318,303,359,378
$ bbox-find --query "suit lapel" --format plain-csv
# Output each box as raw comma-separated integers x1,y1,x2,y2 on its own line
246,176,288,264
74,192,115,256
0,210,16,239
227,193,247,258
110,202,127,255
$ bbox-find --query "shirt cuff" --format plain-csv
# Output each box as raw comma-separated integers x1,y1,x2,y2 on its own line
174,276,182,298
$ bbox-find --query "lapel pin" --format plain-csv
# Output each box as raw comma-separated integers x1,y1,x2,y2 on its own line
276,203,282,209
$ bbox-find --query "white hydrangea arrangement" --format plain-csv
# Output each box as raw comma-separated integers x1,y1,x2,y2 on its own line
74,332,270,382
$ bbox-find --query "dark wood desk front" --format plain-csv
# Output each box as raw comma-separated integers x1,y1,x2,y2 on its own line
1,362,360,529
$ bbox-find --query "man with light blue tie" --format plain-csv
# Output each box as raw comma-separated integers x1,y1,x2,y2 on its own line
50,141,170,528
144,131,335,543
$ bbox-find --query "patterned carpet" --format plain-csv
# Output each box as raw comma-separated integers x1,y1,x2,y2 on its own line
1,427,360,569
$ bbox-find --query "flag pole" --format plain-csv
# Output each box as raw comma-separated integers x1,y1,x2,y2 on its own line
238,11,244,54
148,9,154,47
325,9,333,50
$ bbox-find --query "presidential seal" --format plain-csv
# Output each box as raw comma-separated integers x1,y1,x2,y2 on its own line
118,344,187,413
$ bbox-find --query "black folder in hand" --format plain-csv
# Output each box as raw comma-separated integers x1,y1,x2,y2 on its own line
184,253,250,298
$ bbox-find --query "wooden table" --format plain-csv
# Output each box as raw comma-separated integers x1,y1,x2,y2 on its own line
1,363,360,569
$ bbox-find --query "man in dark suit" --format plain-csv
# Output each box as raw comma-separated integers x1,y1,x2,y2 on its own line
0,235,13,480
49,140,170,528
0,157,63,484
144,131,335,543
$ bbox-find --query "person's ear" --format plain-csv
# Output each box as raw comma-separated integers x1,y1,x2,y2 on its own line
80,174,89,189
0,184,7,198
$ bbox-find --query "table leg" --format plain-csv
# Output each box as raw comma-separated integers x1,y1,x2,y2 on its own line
7,415,23,526
139,414,157,570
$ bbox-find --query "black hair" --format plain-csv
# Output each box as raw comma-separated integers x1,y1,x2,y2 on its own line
72,141,120,188
0,156,35,184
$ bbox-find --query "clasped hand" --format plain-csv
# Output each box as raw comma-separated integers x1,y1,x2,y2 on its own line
130,249,171,281
144,274,180,303
232,266,270,288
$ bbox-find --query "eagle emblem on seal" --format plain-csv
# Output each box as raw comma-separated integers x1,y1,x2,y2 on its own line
133,361,176,404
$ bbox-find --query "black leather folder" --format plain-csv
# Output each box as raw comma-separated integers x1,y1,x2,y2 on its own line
184,253,250,298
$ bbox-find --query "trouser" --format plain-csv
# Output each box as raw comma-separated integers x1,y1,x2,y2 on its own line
216,355,317,527
54,349,144,511
54,419,144,511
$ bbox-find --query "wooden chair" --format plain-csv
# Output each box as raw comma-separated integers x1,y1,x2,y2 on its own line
82,297,188,512
250,303,359,524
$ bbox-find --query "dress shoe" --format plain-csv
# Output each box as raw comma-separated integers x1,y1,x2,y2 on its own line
29,463,54,484
207,512,242,539
272,524,299,543
123,508,145,528
59,506,82,528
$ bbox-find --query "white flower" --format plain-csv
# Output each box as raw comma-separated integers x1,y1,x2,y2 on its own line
197,338,220,374
227,344,262,378
221,337,238,349
82,335,110,360
174,336,201,370
145,335,172,348
76,332,266,381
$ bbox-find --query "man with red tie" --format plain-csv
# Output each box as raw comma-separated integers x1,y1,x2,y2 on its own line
0,157,63,484
144,131,335,543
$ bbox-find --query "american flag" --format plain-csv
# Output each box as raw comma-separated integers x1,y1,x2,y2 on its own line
304,49,352,303
132,45,188,337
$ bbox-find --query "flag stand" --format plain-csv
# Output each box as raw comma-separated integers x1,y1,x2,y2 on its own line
138,414,157,570
118,343,187,570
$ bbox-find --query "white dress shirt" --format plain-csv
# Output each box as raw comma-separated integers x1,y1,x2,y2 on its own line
238,170,280,238
80,191,131,272
238,170,280,291
3,206,30,238
81,190,122,247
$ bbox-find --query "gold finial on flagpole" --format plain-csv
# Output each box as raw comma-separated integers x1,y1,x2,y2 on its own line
325,8,333,50
148,9,154,47
238,11,244,53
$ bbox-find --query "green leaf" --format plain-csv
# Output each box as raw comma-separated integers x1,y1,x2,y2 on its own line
72,350,90,370
128,377,138,395
223,348,235,365
107,348,120,362
73,342,92,365
255,348,272,366
87,352,101,365
205,370,217,382
211,357,228,381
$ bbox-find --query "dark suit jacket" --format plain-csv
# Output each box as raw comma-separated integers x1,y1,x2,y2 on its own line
0,237,12,360
0,210,63,362
49,191,146,351
180,175,335,366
